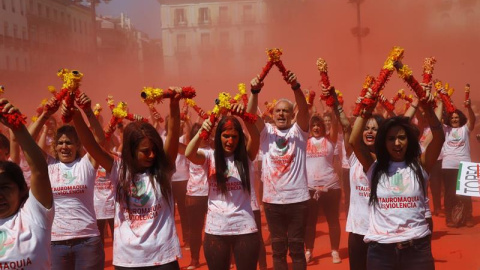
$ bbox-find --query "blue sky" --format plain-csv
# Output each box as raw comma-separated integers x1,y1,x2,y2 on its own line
96,0,162,39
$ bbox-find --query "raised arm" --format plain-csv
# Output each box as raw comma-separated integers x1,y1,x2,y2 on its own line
465,100,476,132
420,84,445,174
185,120,209,165
0,99,52,208
287,71,309,132
404,98,419,119
68,104,114,173
349,91,377,173
232,103,259,161
248,75,266,133
163,88,181,165
330,86,352,157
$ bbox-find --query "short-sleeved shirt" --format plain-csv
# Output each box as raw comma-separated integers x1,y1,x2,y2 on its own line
48,155,99,241
204,151,257,235
112,161,181,267
260,123,310,204
442,125,471,169
364,161,432,244
0,191,54,269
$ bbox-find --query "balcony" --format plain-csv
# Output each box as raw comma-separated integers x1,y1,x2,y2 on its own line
174,20,188,27
198,19,211,27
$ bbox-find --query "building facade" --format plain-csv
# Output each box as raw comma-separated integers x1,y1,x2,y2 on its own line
158,0,267,79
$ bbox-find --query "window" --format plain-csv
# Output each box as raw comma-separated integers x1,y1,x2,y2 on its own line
176,34,187,52
20,0,24,15
2,0,5,10
174,9,186,26
198,8,210,24
3,22,8,37
201,33,210,47
37,3,41,16
219,6,229,24
13,24,17,39
11,0,14,12
243,5,254,23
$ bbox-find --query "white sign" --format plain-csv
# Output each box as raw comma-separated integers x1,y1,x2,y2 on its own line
456,161,480,197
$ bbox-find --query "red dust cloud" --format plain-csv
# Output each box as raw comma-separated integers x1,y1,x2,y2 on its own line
1,0,479,123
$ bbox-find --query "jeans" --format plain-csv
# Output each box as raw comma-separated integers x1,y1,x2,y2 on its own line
305,189,341,251
348,233,368,270
429,160,443,213
172,180,189,244
443,169,473,222
342,168,351,215
264,201,309,270
203,232,260,270
367,235,434,270
97,218,114,245
51,236,105,270
185,195,208,261
115,261,179,270
254,210,267,269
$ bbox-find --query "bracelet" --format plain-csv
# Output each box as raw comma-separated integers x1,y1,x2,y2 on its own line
291,82,301,91
411,104,418,109
251,88,261,94
337,106,344,113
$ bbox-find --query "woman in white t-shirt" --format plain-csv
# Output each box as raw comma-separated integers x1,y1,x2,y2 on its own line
442,104,476,227
110,91,182,269
304,114,342,264
28,95,114,270
185,113,260,270
0,100,54,270
350,87,444,270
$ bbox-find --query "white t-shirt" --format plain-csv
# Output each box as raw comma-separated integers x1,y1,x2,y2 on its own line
94,164,115,220
48,155,99,241
172,136,190,182
260,123,310,204
0,191,54,270
186,147,210,197
442,125,471,169
345,154,370,235
112,161,182,267
204,151,257,235
364,161,432,244
306,136,340,189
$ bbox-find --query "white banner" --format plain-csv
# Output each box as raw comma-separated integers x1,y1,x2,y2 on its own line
456,161,480,197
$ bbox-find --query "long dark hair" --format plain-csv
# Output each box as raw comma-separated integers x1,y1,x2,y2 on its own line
362,114,385,149
369,116,426,205
117,121,174,210
0,161,28,208
213,116,251,195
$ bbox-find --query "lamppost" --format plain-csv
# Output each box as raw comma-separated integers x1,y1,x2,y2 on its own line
349,0,369,71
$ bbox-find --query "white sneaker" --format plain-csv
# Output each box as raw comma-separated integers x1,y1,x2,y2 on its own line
331,250,342,264
305,249,312,263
